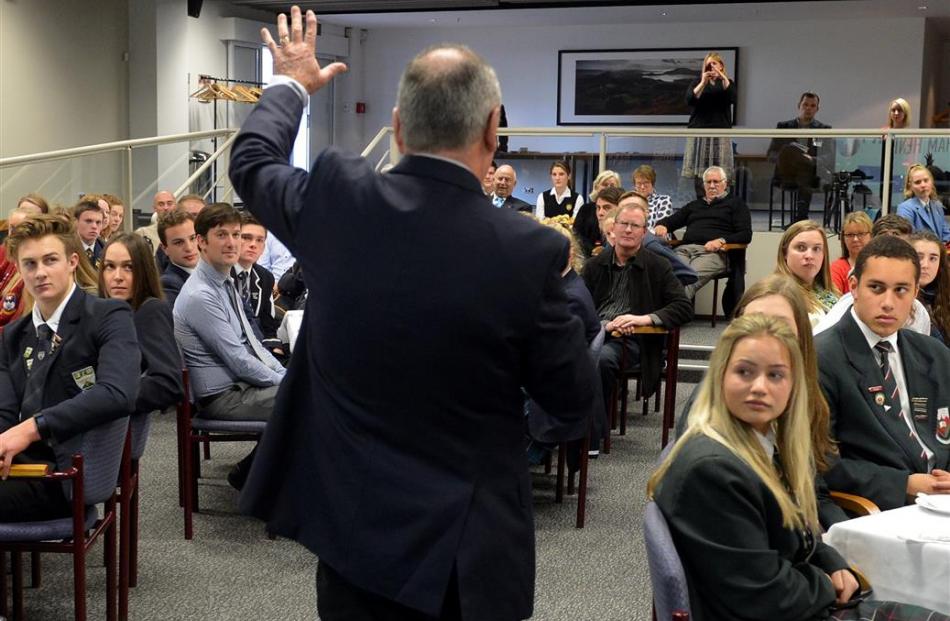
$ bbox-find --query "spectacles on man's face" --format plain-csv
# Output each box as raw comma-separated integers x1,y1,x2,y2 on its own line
843,232,871,240
704,178,725,186
614,220,645,231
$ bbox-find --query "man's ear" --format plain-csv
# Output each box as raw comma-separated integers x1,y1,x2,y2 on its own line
848,274,858,295
483,106,500,154
392,107,406,155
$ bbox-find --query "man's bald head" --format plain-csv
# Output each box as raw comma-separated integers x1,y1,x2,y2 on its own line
493,165,518,198
153,191,176,214
395,44,501,154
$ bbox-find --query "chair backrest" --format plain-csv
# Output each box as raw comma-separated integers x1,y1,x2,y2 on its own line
77,416,131,505
643,501,691,621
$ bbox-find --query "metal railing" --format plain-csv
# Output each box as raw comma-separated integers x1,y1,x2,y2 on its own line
1,128,238,226
358,126,949,213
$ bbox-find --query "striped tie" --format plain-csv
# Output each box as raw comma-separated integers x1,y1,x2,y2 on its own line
874,340,934,467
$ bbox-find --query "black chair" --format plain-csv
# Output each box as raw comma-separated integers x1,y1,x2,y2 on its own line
0,416,129,621
768,177,799,232
644,501,691,621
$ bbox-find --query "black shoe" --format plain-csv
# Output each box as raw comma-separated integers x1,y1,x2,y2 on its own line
227,464,248,491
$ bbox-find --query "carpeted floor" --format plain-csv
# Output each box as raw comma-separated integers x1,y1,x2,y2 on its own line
7,323,722,621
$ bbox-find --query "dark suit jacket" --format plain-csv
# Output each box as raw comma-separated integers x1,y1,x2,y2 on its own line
161,263,190,309
229,85,597,621
582,245,693,397
0,288,140,470
85,238,105,266
767,118,835,185
816,312,950,510
654,434,848,621
132,297,183,414
242,264,280,339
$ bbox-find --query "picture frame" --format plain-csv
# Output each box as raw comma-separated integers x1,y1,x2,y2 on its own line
557,47,739,126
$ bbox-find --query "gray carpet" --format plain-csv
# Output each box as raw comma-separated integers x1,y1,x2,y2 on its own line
8,323,722,621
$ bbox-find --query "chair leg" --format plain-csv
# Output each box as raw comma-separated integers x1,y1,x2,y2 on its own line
130,465,140,588
543,450,552,475
30,550,40,588
202,438,211,461
191,438,201,512
119,490,130,620
554,444,565,504
711,277,719,328
183,434,195,540
619,379,630,436
576,436,590,529
105,511,117,621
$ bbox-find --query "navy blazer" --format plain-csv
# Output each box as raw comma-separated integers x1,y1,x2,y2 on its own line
0,288,140,470
132,297,183,414
230,86,597,621
161,263,190,309
817,312,950,510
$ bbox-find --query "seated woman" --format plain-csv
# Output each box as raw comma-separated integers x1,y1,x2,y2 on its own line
534,160,584,219
896,164,950,244
911,231,950,346
829,211,872,295
99,233,183,431
650,313,949,621
631,164,673,232
775,220,839,327
573,186,623,258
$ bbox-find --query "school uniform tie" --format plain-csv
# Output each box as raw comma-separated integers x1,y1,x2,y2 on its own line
874,340,934,469
21,324,55,418
85,248,94,261
236,271,250,304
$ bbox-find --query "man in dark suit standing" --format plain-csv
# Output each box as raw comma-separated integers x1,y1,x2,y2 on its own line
158,209,199,308
0,215,140,521
766,92,834,223
229,7,597,621
491,164,532,212
817,235,950,511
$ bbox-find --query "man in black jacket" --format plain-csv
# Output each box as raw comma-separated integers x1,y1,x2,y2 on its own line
654,166,752,300
158,209,199,308
583,200,693,433
490,164,531,212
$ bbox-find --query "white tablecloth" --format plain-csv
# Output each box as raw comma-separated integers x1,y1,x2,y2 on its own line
824,505,950,614
276,310,304,353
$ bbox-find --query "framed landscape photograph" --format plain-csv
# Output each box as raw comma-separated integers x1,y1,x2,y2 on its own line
557,47,739,125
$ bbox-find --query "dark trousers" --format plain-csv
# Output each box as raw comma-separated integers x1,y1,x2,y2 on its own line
597,337,640,427
317,561,461,621
0,451,70,522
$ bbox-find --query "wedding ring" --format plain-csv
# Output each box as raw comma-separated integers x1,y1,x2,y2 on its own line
280,36,290,45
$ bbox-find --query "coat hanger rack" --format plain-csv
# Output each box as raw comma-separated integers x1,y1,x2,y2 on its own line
190,75,264,104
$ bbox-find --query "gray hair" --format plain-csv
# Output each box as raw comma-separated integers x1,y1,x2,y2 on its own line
396,44,502,153
702,166,728,182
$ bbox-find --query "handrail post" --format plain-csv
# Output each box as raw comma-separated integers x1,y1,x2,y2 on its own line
389,131,399,167
881,131,894,215
598,133,607,173
125,146,133,233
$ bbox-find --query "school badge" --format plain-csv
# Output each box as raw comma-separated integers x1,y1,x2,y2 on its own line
937,407,950,445
71,366,97,391
2,294,16,312
565,203,574,213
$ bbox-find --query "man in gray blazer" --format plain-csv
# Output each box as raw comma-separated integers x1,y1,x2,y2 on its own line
816,235,950,511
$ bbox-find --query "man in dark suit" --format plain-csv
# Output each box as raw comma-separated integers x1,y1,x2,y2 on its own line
158,209,198,308
234,214,281,341
766,92,834,223
490,164,531,212
229,8,597,621
0,215,140,521
817,235,950,511
73,200,105,267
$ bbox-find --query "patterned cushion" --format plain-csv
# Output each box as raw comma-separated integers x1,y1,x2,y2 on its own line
0,505,98,543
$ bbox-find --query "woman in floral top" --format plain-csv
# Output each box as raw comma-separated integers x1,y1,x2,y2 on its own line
774,220,840,327
632,165,674,232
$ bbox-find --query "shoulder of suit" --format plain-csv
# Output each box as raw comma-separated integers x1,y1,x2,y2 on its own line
899,328,950,359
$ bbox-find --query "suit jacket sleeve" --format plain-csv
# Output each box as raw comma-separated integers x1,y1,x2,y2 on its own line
0,328,21,433
521,244,598,441
133,298,183,414
256,268,281,339
652,258,694,327
662,453,837,620
229,86,310,251
44,302,141,442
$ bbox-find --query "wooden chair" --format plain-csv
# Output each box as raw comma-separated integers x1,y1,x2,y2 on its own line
0,416,129,621
176,370,266,540
829,491,881,517
668,240,747,327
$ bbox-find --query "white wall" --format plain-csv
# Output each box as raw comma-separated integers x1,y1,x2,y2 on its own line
0,0,129,214
358,16,927,153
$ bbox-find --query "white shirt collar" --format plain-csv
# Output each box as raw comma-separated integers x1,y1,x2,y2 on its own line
171,261,196,275
850,307,899,353
81,240,96,252
753,427,777,460
32,281,76,334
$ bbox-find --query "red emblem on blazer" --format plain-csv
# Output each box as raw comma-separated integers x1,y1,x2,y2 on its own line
937,408,950,445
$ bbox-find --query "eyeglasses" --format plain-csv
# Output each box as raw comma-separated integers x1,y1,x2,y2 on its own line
633,180,652,188
614,220,645,231
704,179,725,185
843,232,871,240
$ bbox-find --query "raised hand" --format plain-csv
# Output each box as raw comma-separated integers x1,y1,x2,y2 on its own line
261,6,347,95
